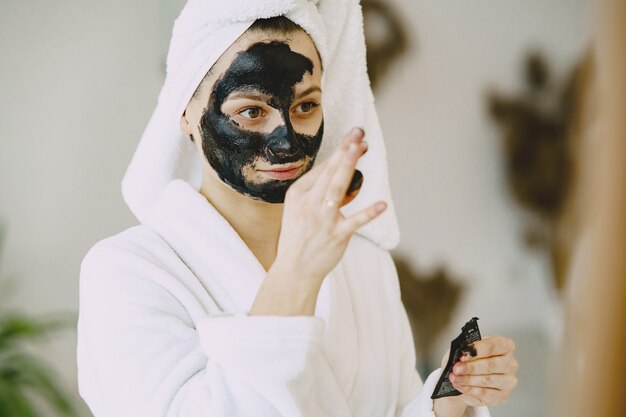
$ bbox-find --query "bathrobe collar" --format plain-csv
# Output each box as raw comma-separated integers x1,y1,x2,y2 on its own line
142,179,359,395
143,179,267,314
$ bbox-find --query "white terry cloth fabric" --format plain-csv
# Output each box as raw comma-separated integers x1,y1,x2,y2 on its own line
77,179,490,417
121,0,400,250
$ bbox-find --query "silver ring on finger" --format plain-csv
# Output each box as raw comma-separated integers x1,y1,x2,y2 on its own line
324,199,338,208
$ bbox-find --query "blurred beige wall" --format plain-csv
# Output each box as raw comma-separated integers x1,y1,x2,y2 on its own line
0,1,163,414
377,4,589,414
0,1,590,416
378,0,590,350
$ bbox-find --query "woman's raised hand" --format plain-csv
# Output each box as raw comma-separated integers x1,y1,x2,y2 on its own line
273,127,386,285
249,128,387,316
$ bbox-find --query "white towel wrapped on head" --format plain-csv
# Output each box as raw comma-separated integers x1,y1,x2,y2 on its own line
121,0,400,250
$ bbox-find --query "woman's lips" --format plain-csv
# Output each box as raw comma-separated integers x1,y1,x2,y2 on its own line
257,163,304,180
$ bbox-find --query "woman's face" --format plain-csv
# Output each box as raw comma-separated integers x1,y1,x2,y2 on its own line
182,28,323,203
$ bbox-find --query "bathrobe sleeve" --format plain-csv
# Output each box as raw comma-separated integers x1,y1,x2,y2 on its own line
77,239,334,417
384,250,491,417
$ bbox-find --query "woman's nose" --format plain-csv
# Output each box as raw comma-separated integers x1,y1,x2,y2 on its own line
265,123,300,159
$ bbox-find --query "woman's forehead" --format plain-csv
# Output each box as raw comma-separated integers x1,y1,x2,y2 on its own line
201,30,322,95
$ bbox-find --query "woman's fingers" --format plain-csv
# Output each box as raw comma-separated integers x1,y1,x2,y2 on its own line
453,352,518,376
290,142,344,192
310,128,365,199
323,142,362,202
335,201,387,237
340,170,364,207
453,386,510,406
450,373,518,391
291,127,367,204
462,336,516,361
443,334,519,408
290,153,334,193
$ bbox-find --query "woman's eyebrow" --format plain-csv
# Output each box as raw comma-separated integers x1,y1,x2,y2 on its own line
226,90,272,101
295,86,321,99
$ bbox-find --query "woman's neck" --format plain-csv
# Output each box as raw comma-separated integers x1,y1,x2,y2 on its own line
199,170,284,273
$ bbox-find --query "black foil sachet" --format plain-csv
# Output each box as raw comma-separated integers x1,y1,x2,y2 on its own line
431,317,482,399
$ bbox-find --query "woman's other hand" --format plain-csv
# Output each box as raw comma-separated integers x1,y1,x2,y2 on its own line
434,336,519,416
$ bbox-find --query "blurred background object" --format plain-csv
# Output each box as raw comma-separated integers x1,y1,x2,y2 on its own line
554,1,626,416
0,223,78,417
0,311,78,417
0,1,593,416
487,50,592,291
394,255,465,375
362,0,411,90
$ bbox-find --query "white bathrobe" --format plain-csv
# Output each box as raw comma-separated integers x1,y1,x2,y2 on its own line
77,179,489,417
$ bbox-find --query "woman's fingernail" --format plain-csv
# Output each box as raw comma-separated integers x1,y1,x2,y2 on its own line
351,127,364,140
449,374,464,389
456,364,467,375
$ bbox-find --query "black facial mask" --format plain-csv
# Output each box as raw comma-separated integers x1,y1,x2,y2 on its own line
199,41,324,203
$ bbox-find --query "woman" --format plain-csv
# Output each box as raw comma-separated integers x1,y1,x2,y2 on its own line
77,1,518,416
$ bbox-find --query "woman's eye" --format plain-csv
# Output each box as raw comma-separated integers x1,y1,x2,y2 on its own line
295,101,319,114
239,107,263,119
